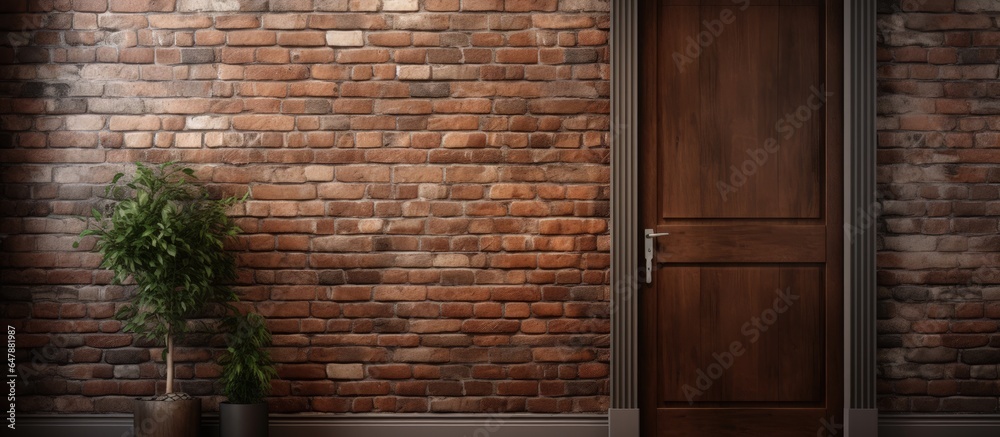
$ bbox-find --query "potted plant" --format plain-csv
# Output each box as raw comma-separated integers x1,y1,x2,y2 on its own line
218,312,276,437
77,162,243,437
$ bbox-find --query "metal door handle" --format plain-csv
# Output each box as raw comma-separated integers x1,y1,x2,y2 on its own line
644,229,670,284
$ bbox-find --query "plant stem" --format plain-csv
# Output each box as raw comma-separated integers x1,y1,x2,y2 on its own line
166,332,174,395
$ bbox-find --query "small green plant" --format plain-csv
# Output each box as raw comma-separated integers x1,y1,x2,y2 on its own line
219,312,277,405
77,162,243,395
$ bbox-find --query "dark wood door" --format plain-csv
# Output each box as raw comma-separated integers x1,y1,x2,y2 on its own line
639,0,843,436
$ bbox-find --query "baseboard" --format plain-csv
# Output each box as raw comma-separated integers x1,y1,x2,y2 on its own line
846,408,877,437
16,411,1000,437
879,414,1000,437
15,413,610,437
608,408,639,437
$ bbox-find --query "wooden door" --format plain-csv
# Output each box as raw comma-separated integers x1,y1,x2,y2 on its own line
639,0,843,436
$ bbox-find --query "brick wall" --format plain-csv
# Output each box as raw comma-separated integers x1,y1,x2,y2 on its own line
877,0,1000,413
0,0,611,414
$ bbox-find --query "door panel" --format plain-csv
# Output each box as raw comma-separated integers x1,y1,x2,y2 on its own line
661,225,826,263
658,4,822,218
776,5,823,218
658,266,823,404
640,0,843,435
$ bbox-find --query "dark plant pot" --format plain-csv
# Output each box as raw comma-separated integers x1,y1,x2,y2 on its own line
133,397,201,437
220,402,269,437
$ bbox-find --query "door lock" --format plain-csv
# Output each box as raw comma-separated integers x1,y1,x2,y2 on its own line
644,229,670,284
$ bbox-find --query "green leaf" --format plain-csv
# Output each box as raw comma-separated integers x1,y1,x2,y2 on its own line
77,162,246,388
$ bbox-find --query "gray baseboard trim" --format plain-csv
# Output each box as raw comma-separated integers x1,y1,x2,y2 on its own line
846,408,878,437
608,408,638,437
15,413,610,437
16,414,132,437
879,414,1000,437
16,411,1000,436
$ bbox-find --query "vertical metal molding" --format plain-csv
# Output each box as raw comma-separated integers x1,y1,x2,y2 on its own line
610,0,638,411
846,0,877,414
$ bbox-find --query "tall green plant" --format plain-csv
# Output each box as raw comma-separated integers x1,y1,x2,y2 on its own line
219,312,276,405
77,162,242,394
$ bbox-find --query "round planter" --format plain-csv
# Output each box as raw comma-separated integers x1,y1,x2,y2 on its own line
220,402,269,437
133,396,201,437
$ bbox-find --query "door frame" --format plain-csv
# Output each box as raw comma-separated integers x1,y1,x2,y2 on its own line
607,1,877,436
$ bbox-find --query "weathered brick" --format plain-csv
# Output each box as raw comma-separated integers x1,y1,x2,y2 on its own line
180,48,214,63
426,0,460,11
337,49,390,63
185,115,229,130
532,14,595,29
109,115,160,131
73,0,109,12
228,30,277,46
326,363,364,379
383,0,418,11
148,15,213,29
270,0,313,11
956,0,1000,12
319,31,363,47
109,0,175,12
64,115,105,131
496,48,538,64
232,115,296,131
906,14,991,31
216,15,260,29
177,0,242,11
244,65,309,80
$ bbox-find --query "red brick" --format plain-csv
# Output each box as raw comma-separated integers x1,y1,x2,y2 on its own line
505,0,557,12
336,49,390,64
74,0,109,12
496,48,539,64
148,15,212,29
426,0,460,11
109,0,174,12
532,14,595,29
216,15,260,29
368,364,412,379
229,30,278,46
462,320,520,333
907,14,991,31
338,381,390,396
369,32,411,47
278,31,327,47
462,0,502,11
232,115,296,131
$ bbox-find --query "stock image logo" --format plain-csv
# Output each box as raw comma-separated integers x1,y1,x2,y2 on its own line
716,85,834,201
681,287,799,404
672,0,751,72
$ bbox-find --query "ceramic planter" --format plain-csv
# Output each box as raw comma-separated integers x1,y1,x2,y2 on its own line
220,402,268,437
